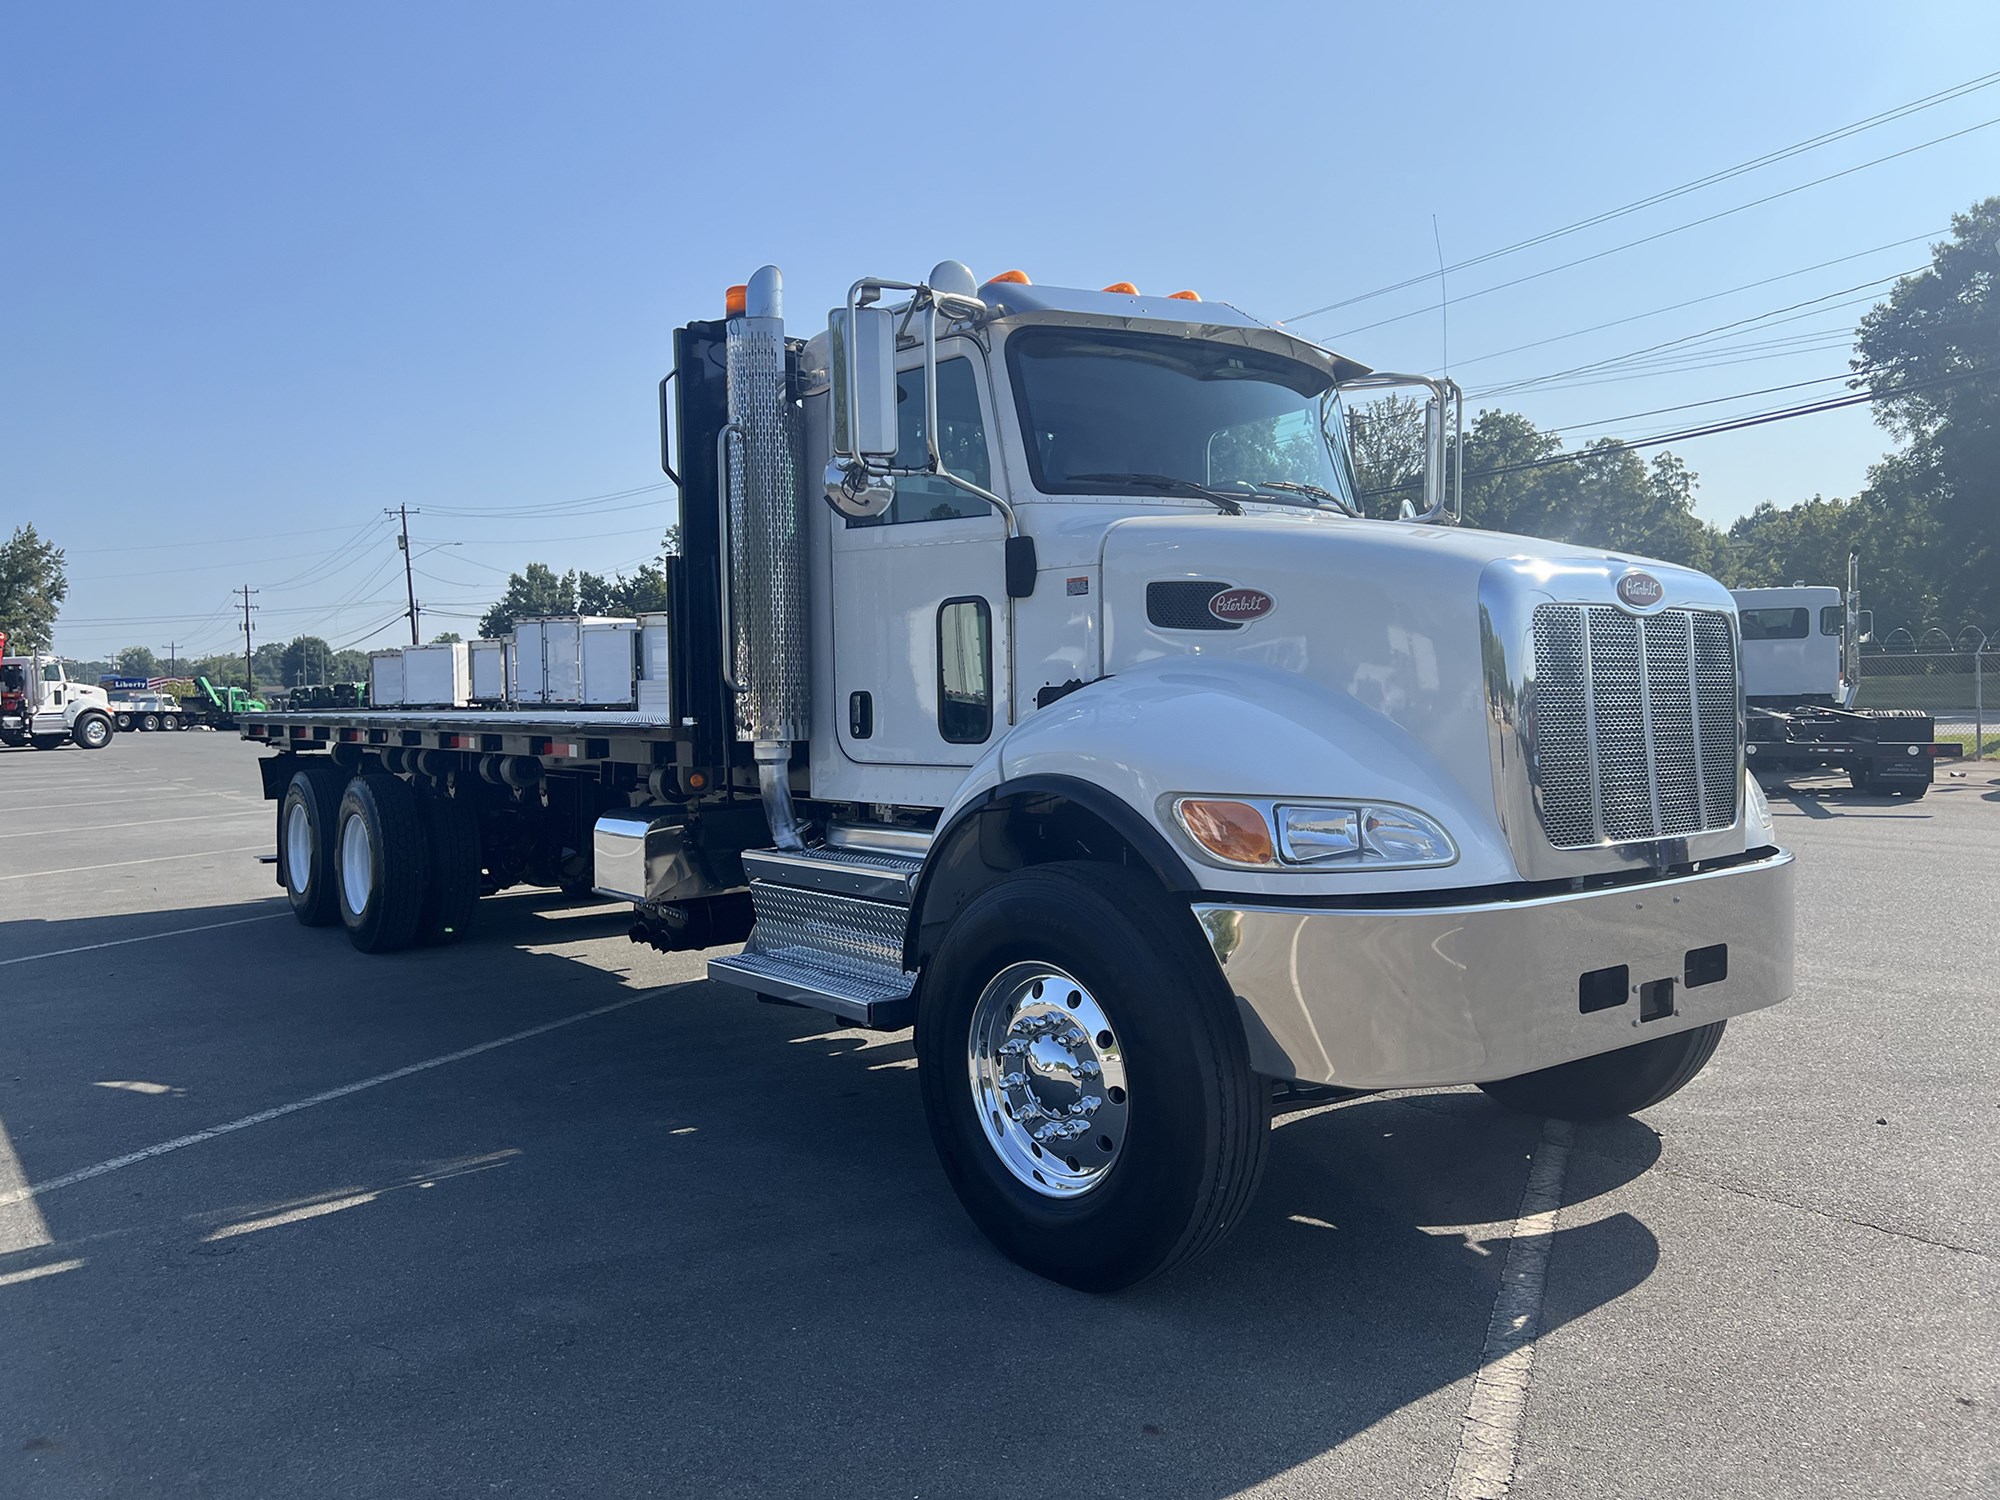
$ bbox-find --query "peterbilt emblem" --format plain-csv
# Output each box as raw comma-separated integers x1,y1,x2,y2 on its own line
1615,570,1666,612
1209,587,1275,623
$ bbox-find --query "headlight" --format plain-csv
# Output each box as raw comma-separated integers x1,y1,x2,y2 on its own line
1172,797,1456,870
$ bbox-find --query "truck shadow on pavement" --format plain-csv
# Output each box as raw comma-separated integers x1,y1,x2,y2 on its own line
2,891,1665,1500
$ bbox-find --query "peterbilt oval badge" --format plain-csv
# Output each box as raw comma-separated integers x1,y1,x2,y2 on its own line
1209,587,1275,623
1615,570,1666,612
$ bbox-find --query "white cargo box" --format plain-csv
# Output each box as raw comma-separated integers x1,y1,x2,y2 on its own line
400,642,470,707
637,612,671,718
514,616,640,707
368,650,405,708
468,638,510,703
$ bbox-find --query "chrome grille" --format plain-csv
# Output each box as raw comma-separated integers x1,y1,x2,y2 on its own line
1530,604,1739,848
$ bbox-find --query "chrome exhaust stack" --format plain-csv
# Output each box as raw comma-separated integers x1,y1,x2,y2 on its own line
724,265,809,849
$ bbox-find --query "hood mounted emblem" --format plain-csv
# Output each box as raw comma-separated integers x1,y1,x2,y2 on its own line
1615,570,1666,613
1209,587,1275,623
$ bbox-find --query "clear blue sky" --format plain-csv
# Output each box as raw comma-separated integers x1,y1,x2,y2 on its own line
4,1,1996,662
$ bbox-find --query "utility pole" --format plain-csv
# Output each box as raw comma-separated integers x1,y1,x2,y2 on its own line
388,505,422,644
167,642,177,676
236,586,259,690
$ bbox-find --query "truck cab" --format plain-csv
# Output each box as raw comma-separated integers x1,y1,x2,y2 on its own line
1733,585,1849,706
1,651,115,750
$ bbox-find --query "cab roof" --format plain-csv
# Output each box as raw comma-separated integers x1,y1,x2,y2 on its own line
972,281,1373,386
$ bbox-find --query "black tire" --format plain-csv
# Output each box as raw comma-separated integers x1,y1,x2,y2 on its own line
334,774,429,953
1479,1021,1728,1121
916,861,1269,1292
277,764,349,927
115,713,133,731
415,787,481,945
71,713,113,750
140,713,159,732
30,735,64,751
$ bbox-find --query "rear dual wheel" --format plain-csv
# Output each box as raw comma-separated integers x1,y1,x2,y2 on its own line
281,766,480,950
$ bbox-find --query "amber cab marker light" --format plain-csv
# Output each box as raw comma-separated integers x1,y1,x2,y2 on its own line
1178,799,1275,866
1169,290,1201,301
985,269,1032,285
1102,281,1140,295
724,284,748,316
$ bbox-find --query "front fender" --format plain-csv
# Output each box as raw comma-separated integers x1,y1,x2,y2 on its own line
943,659,1518,897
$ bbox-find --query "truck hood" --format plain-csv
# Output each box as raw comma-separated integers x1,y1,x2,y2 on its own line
1097,511,1736,830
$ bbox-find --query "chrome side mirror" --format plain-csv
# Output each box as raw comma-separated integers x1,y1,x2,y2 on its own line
830,304,898,462
824,302,900,518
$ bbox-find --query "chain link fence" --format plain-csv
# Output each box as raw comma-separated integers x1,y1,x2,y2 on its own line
1857,638,1996,759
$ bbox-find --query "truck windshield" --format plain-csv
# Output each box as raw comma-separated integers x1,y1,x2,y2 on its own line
1005,327,1358,510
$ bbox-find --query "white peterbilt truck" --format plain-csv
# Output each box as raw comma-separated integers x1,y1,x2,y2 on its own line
242,264,1794,1290
1,642,116,751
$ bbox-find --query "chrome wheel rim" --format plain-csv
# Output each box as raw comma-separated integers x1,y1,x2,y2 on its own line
338,814,373,915
967,962,1129,1199
285,803,313,896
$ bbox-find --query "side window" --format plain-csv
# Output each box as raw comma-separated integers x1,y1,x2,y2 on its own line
41,662,63,682
1820,605,1843,636
937,598,992,743
851,358,992,527
1741,608,1809,641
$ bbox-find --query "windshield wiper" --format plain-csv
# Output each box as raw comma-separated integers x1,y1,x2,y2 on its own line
1067,472,1243,516
1252,480,1358,517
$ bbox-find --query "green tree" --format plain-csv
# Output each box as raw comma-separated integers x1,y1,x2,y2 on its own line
278,635,336,686
114,644,159,677
0,524,68,652
429,631,462,644
1849,196,2000,632
329,649,371,682
578,564,670,618
478,562,576,638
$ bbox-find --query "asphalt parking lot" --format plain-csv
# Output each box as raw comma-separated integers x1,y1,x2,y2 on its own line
2,732,1994,1499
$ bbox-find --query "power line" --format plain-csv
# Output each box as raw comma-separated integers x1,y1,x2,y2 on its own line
1467,271,1921,398
1358,364,1996,497
1305,113,1999,344
1431,230,1943,376
1286,68,2000,323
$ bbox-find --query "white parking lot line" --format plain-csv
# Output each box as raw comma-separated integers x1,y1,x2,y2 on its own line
0,910,288,968
0,991,663,1211
0,845,265,881
0,810,269,841
1447,1119,1574,1500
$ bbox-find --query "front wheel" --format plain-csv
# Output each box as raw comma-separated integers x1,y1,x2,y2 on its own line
916,862,1269,1292
1479,1021,1728,1121
72,713,113,750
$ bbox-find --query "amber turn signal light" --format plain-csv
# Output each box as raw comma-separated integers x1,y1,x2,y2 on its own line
1177,799,1275,866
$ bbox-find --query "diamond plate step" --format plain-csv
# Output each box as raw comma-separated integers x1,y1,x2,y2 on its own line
741,844,923,903
707,872,920,1029
708,951,914,1029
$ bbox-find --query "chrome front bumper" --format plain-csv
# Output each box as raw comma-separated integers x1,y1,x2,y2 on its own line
1194,849,1794,1089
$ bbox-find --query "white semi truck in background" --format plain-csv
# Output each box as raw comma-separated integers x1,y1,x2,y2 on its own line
1735,564,1944,795
240,264,1795,1290
1,638,116,751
